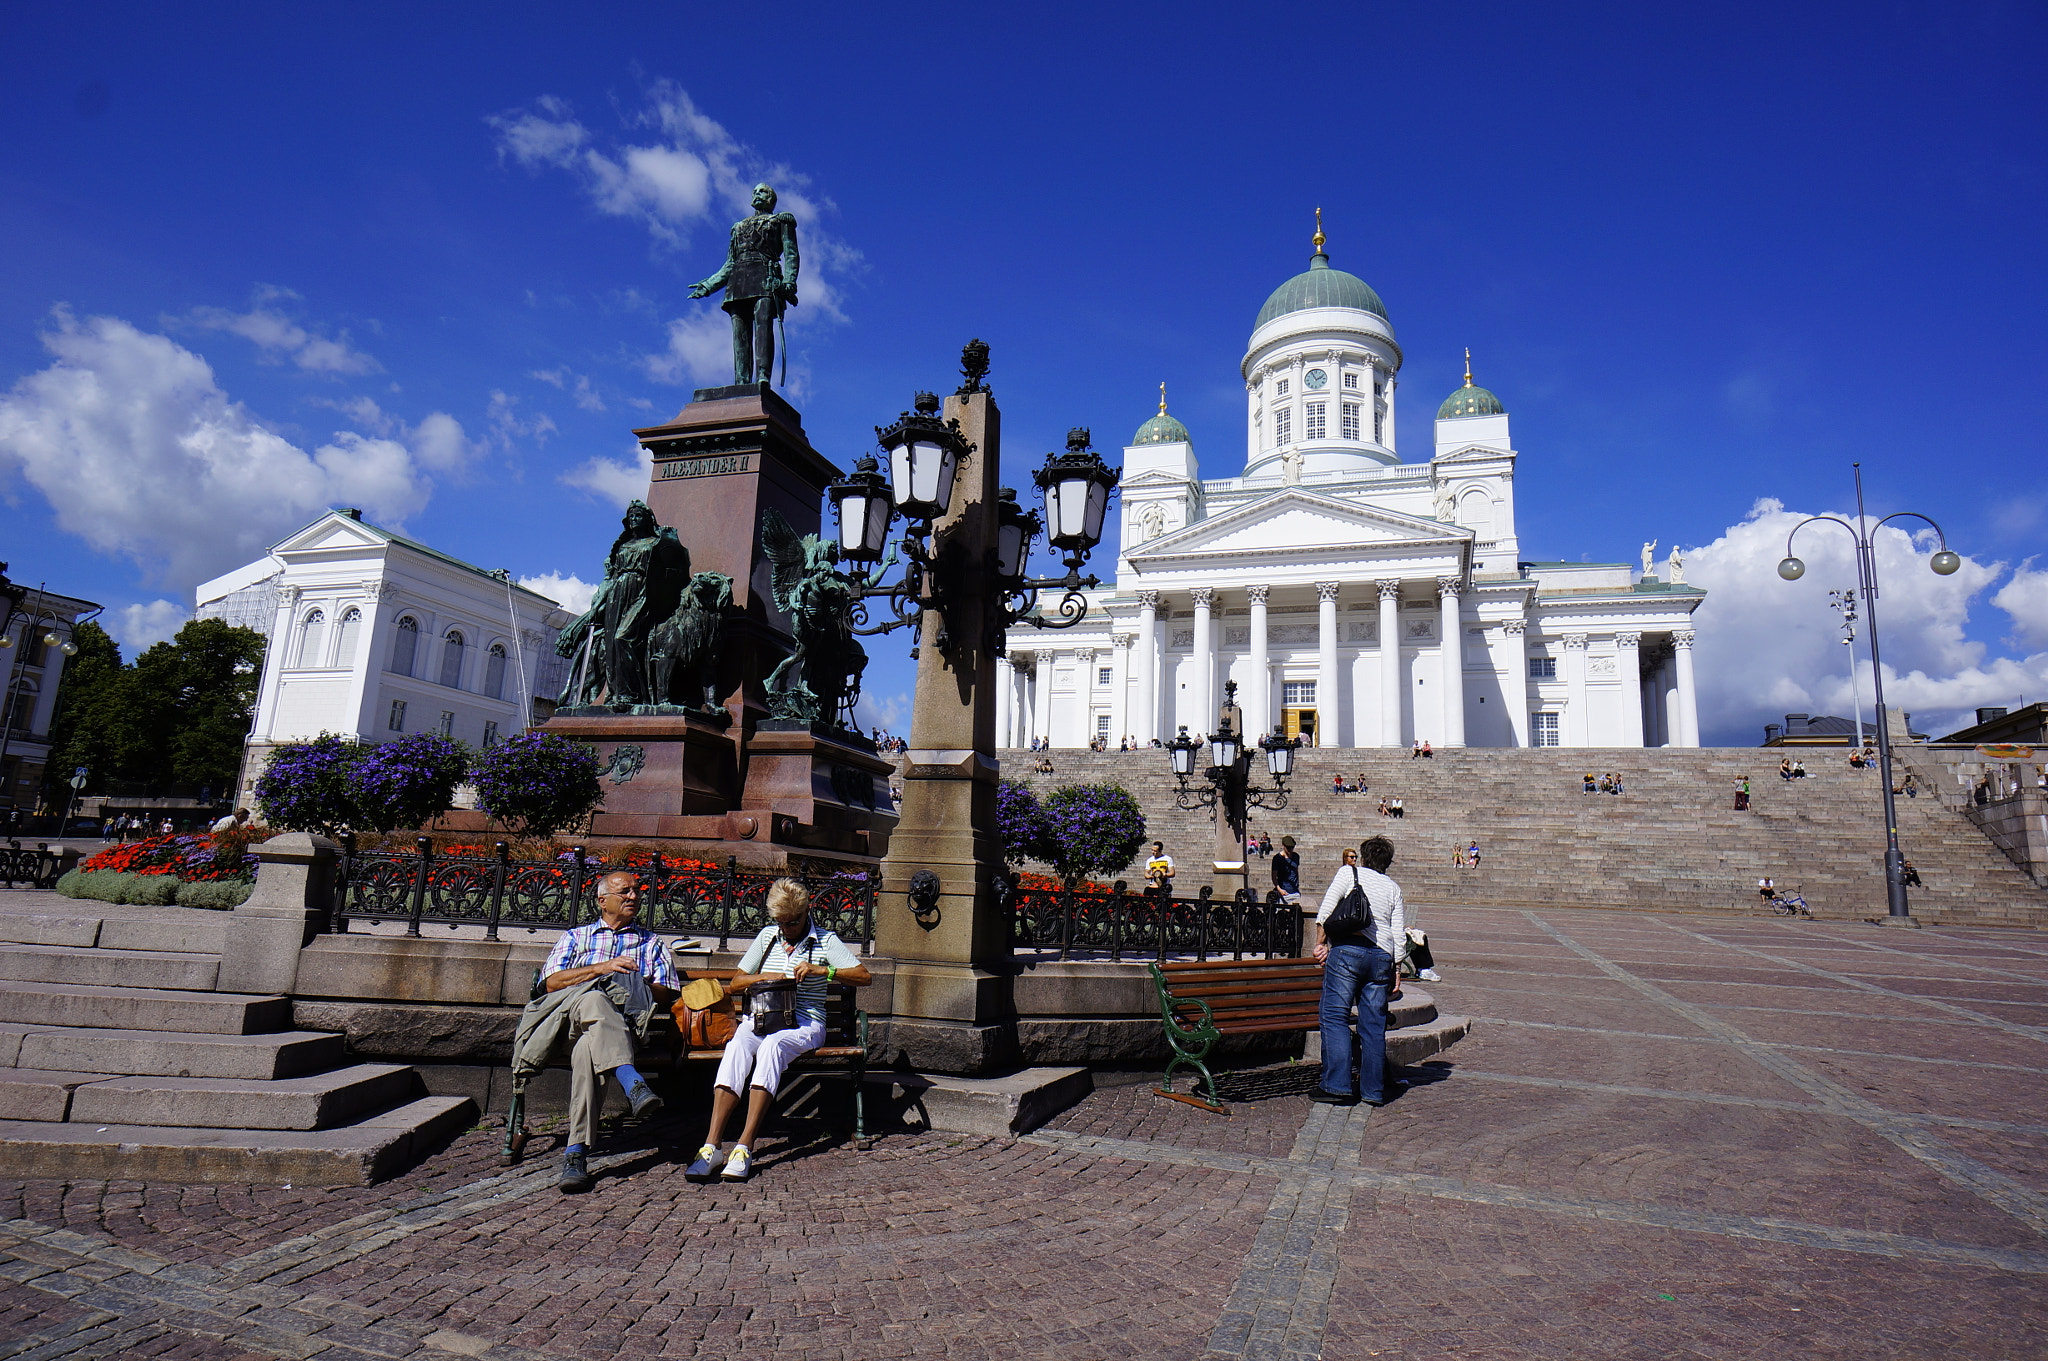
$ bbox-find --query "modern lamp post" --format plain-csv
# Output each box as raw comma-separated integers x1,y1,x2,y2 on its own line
1777,464,1961,924
1163,680,1297,900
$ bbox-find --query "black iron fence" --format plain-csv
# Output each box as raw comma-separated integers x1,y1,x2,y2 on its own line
332,836,877,948
1003,878,1304,962
0,842,66,890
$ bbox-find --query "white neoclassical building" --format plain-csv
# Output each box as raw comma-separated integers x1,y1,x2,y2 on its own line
1000,228,1705,750
195,509,572,802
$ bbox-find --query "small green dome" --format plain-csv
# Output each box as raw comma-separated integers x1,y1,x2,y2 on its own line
1437,353,1506,418
1255,253,1389,328
1133,384,1191,445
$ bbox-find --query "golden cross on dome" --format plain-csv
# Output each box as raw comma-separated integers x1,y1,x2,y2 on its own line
1159,381,1168,414
1312,206,1326,254
1463,347,1474,387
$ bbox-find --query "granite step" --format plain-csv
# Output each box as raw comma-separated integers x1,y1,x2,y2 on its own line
0,943,219,991
0,1095,478,1186
11,1027,344,1080
66,1063,421,1132
0,982,289,1035
0,1069,116,1123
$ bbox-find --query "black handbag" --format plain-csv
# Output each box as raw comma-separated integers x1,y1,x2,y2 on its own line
1324,868,1371,941
745,978,799,1035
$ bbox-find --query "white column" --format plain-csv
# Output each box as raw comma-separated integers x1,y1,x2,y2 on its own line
1032,651,1052,747
1662,655,1680,748
1563,634,1589,747
1673,629,1700,747
1135,590,1159,744
1616,632,1644,747
1191,587,1215,735
1111,633,1132,746
1377,579,1403,747
1316,582,1340,748
1437,576,1466,748
995,656,1013,748
1504,621,1529,747
1245,584,1270,741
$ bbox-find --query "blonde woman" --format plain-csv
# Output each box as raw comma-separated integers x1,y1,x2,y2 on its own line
685,879,869,1183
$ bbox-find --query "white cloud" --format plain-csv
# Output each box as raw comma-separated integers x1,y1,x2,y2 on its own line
531,368,605,411
560,445,653,508
486,390,556,447
852,690,909,736
183,287,380,375
1681,498,2045,742
0,309,460,589
517,572,596,615
643,311,733,387
1992,560,2048,651
113,600,188,651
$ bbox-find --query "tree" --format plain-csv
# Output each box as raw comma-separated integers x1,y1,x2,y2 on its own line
468,731,604,847
1030,782,1147,888
43,622,137,798
253,734,365,839
995,779,1048,865
345,732,469,833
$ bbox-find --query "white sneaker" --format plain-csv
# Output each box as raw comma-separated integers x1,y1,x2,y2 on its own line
1419,968,1442,982
722,1144,753,1181
683,1143,726,1183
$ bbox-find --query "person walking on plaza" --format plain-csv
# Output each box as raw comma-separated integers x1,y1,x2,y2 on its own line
686,879,869,1184
1271,835,1303,906
521,872,677,1193
1312,835,1406,1106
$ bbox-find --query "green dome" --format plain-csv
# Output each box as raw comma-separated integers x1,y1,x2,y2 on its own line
1255,253,1389,328
1437,378,1506,419
1133,385,1191,445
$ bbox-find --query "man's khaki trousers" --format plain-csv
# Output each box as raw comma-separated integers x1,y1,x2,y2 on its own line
566,990,636,1148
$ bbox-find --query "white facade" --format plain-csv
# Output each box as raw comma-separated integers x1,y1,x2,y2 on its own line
0,587,98,813
197,510,571,800
1001,240,1705,750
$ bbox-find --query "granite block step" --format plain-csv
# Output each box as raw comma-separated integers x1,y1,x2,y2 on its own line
0,943,219,991
67,1063,422,1131
0,982,288,1035
0,1070,116,1123
0,1094,478,1186
14,1028,345,1081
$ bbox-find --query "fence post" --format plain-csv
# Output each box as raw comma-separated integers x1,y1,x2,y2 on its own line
405,836,432,937
719,856,738,950
486,841,508,943
1110,887,1124,963
568,847,588,928
333,831,356,934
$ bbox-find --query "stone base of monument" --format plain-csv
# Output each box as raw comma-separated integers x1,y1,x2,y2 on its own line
739,720,900,848
539,711,738,817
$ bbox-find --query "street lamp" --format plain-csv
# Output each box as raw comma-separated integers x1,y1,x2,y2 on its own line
1777,463,1962,925
1164,681,1297,900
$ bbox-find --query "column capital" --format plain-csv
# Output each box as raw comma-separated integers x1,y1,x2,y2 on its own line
1136,589,1161,609
1615,631,1642,647
1189,586,1216,607
1112,632,1136,649
1316,582,1342,602
369,580,401,603
1375,579,1402,600
1435,576,1464,599
1561,634,1589,650
1502,620,1526,636
276,584,303,607
1245,583,1271,605
1672,629,1696,649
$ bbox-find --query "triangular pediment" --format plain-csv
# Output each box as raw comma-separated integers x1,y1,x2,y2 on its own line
1127,488,1469,562
1122,466,1195,487
272,513,390,557
1434,444,1515,464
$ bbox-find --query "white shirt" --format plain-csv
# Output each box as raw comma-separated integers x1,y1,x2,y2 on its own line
1316,865,1406,961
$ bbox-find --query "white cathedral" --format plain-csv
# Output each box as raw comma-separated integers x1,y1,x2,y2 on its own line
998,227,1706,751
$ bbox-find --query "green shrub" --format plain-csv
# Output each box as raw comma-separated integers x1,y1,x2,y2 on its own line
65,870,136,903
175,879,251,910
53,869,87,899
118,874,181,906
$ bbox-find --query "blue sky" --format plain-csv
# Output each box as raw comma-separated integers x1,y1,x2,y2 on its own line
1,2,2042,744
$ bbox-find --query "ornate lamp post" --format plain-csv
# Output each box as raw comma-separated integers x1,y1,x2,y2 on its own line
1777,464,1961,924
1164,680,1297,900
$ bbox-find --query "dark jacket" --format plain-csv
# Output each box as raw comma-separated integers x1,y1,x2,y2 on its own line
1271,851,1301,895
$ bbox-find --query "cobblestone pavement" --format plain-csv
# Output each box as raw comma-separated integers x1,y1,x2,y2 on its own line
0,905,2043,1358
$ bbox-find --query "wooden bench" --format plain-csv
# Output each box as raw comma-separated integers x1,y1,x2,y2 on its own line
501,965,868,1165
1149,956,1329,1114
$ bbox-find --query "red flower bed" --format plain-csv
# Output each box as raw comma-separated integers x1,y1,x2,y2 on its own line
80,832,257,883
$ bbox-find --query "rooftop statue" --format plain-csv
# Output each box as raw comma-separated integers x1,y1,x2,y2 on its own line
689,183,799,387
759,506,865,728
555,500,690,708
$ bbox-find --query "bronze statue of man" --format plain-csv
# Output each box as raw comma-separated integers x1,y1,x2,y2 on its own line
689,183,799,387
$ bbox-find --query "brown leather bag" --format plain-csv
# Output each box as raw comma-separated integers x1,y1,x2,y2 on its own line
675,977,738,1047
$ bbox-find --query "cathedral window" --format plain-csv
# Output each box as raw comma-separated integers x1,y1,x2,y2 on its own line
1374,403,1385,443
1305,403,1326,440
296,611,325,668
1532,712,1561,746
1283,681,1316,706
1275,378,1289,397
1342,372,1359,390
1273,407,1291,447
1341,403,1361,441
1097,666,1112,686
1529,657,1557,679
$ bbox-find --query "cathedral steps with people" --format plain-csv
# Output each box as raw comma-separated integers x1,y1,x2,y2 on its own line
0,900,473,1184
999,747,2048,929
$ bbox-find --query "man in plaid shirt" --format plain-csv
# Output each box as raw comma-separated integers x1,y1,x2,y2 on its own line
542,870,678,1192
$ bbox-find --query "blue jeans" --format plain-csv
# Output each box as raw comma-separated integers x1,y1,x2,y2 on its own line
1320,939,1394,1100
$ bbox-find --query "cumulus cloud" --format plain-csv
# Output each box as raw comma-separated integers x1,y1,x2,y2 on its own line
643,312,733,387
486,390,556,448
852,690,909,736
516,572,596,615
113,600,189,651
1992,561,2048,651
1681,498,2046,743
182,287,380,375
560,445,653,508
531,367,605,411
0,310,466,589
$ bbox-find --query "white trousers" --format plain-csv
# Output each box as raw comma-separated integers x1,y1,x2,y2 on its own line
714,1015,826,1097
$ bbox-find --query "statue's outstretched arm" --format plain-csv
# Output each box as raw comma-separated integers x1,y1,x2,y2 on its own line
689,256,733,299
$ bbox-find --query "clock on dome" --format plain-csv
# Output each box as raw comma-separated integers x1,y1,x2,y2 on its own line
1303,368,1328,390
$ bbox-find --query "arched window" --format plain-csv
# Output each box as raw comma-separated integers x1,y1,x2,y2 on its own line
389,616,419,675
439,630,465,688
333,609,362,666
484,643,508,700
296,611,326,668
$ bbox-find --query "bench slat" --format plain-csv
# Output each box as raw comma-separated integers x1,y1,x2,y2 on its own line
1164,978,1325,1001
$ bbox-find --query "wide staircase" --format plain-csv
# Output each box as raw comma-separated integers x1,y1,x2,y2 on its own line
0,902,473,1184
998,747,2048,929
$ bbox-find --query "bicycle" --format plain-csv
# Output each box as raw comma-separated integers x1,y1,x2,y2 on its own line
1767,886,1811,918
